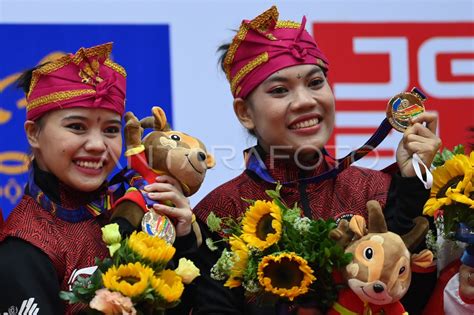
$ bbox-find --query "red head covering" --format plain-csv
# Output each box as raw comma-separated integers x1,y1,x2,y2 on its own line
26,42,126,121
224,6,329,99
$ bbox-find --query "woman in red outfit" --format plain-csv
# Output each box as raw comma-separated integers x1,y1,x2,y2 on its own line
186,6,442,315
0,43,195,315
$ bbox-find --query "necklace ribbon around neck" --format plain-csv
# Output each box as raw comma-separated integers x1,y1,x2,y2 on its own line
245,118,394,185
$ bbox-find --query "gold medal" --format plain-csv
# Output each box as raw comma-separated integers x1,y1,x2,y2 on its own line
141,210,176,244
387,87,426,132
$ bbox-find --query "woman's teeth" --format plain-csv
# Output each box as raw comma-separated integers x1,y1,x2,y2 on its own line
290,118,319,130
75,160,103,169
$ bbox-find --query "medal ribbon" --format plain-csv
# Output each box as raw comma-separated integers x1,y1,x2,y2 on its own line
411,153,433,189
246,118,393,185
122,169,156,209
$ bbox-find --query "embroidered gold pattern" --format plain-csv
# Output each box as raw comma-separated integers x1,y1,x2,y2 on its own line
71,44,112,65
224,6,279,81
231,52,269,95
224,26,249,81
276,20,301,29
27,43,123,98
79,59,103,85
27,89,96,111
316,58,328,69
248,6,279,33
104,59,127,78
28,54,72,99
264,33,277,41
235,86,242,96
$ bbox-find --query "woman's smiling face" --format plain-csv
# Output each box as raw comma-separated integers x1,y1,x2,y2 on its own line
235,64,335,160
27,107,122,192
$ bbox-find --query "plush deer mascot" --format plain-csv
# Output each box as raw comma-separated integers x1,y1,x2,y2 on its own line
328,200,434,315
111,106,215,244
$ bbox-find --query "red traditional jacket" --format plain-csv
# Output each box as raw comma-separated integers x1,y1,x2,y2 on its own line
0,182,110,314
194,149,392,225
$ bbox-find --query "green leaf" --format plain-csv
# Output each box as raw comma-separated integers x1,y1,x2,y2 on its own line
77,287,91,295
242,198,256,205
453,144,465,155
441,148,454,162
265,183,282,200
265,190,280,200
432,152,445,167
59,291,81,303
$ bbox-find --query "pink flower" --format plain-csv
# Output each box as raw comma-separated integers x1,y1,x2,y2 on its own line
89,288,137,315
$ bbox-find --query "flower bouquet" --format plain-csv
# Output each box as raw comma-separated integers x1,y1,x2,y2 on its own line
60,223,200,315
423,145,474,266
206,185,352,312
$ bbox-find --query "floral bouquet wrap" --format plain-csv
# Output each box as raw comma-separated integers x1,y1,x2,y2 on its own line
60,224,200,315
206,185,352,312
423,145,474,267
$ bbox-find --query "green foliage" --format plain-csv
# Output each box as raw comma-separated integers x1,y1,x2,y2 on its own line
433,145,465,167
443,204,474,240
430,144,473,241
60,228,193,314
59,269,104,304
209,183,352,310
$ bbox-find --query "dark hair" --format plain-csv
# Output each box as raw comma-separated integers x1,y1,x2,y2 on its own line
217,42,257,137
217,43,231,75
16,63,50,95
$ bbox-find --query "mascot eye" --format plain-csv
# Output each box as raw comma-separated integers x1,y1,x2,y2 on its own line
363,247,373,260
170,134,181,141
399,266,406,275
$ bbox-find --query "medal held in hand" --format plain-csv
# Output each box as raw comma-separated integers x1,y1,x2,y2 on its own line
387,87,433,190
141,210,176,244
387,87,426,132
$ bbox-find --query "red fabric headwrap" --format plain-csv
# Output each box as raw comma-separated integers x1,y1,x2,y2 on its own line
26,42,126,121
224,6,329,99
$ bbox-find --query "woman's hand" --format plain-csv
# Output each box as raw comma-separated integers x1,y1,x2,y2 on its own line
144,175,193,237
459,264,474,302
396,112,442,177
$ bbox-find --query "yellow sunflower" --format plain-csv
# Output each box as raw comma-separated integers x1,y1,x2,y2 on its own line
224,236,249,288
241,200,282,250
257,252,316,301
127,231,176,265
151,269,184,303
102,262,154,298
423,153,474,216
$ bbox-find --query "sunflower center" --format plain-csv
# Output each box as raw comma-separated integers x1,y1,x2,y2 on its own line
256,214,276,241
263,257,304,289
437,175,464,199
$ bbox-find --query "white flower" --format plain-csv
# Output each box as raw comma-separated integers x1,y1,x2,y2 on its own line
210,266,227,281
243,279,261,293
210,249,235,280
294,217,311,233
206,238,218,251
